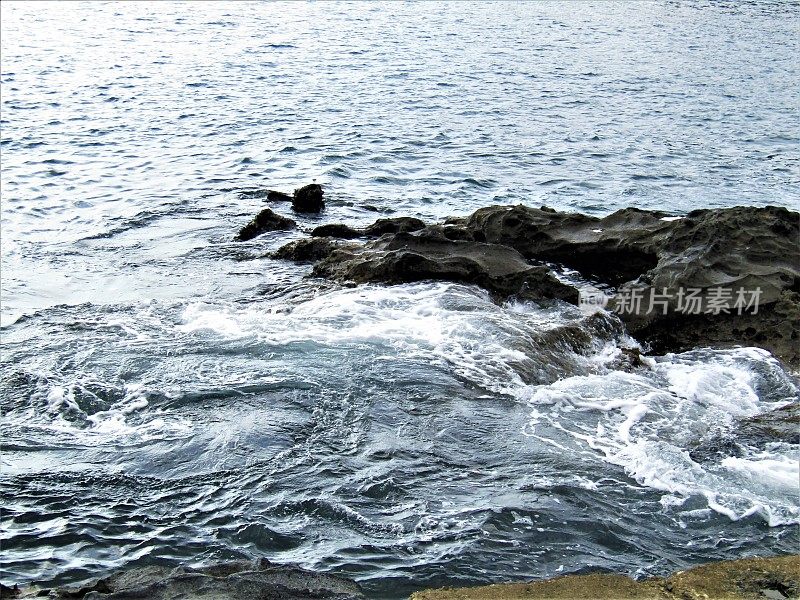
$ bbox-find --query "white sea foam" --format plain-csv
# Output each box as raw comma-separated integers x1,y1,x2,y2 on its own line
178,282,606,395
521,347,800,526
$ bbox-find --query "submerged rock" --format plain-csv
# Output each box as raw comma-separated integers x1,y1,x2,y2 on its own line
27,559,364,599
737,402,800,446
292,183,325,213
411,554,799,600
237,189,292,201
234,208,295,241
312,229,578,303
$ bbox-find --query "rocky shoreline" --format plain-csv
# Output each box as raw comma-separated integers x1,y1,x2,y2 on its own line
239,190,799,370
7,555,797,599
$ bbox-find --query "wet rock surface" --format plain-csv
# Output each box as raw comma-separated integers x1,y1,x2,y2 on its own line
309,217,428,240
21,559,364,600
456,205,669,285
292,183,325,213
311,223,362,239
311,229,579,303
626,289,800,370
410,555,800,600
235,208,296,242
272,237,352,263
254,194,798,368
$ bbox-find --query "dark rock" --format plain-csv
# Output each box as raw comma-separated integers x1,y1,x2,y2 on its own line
460,204,799,368
273,237,351,263
623,290,800,369
690,403,800,463
311,224,361,239
688,432,744,464
611,206,799,369
462,205,668,285
309,218,426,240
267,190,292,202
363,217,426,237
313,229,578,303
292,183,325,213
737,402,800,446
256,202,799,367
235,208,295,241
40,559,364,600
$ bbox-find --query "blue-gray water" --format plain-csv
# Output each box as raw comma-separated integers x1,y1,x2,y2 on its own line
1,2,798,597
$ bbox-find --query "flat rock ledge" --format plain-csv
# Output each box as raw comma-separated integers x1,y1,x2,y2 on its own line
7,558,364,599
264,202,799,369
410,555,799,600
310,228,579,304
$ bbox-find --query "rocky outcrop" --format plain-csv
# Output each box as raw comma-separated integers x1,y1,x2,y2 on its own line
235,208,295,241
410,555,799,600
245,191,799,368
311,228,578,303
626,289,800,369
19,559,364,599
292,183,325,213
456,205,669,285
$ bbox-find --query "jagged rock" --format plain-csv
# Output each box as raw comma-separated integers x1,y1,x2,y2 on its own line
410,555,800,600
235,208,295,241
250,202,799,367
457,204,799,368
362,217,426,237
615,205,799,316
292,184,325,213
623,290,800,369
273,237,351,263
312,229,578,303
460,205,670,285
31,559,364,600
311,224,361,239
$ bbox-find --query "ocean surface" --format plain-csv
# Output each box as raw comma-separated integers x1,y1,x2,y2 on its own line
1,2,798,597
